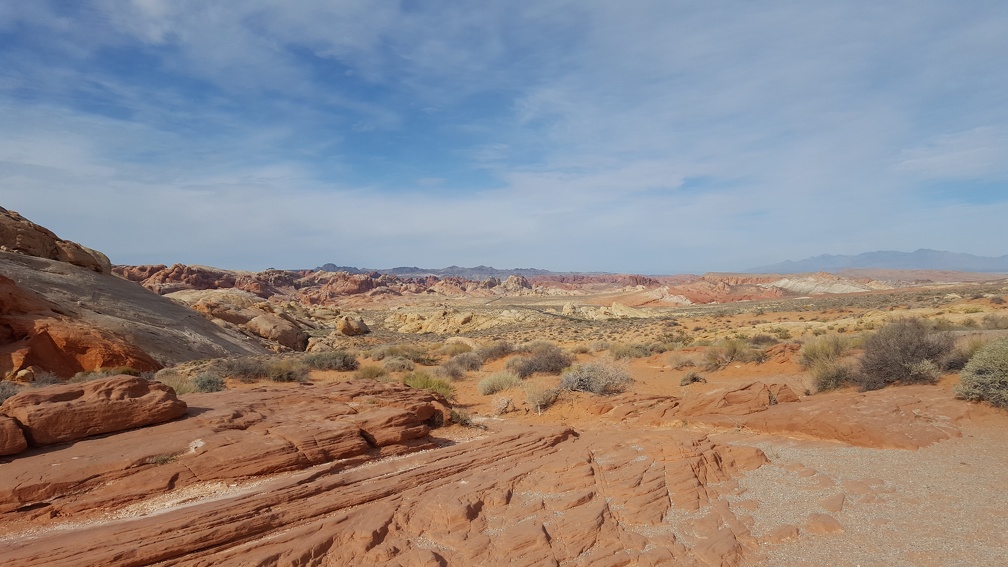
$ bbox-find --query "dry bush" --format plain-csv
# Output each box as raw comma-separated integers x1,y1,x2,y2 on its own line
679,371,705,386
943,335,989,371
439,342,472,357
560,362,632,394
152,368,196,395
982,314,1008,330
370,344,439,366
301,351,358,371
475,340,515,362
0,380,21,402
856,318,954,390
810,359,858,392
382,356,415,372
193,372,226,393
956,337,1008,408
609,343,659,360
799,335,853,369
667,352,699,370
402,371,454,400
702,338,760,371
478,371,521,395
491,396,512,415
355,365,388,380
524,384,560,414
505,343,573,378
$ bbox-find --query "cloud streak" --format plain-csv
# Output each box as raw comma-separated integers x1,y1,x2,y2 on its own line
2,1,1007,273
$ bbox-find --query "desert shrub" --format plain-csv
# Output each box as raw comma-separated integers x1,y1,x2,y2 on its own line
702,338,759,371
370,344,439,366
214,357,270,381
668,352,698,370
982,314,1008,330
799,335,853,369
193,372,226,393
0,380,21,402
152,368,196,395
770,327,792,340
450,409,474,427
810,359,857,392
856,318,954,390
70,366,140,383
749,334,778,346
382,356,415,372
560,362,632,394
956,337,1008,408
943,336,988,371
570,343,591,354
991,296,1005,305
679,371,706,386
491,396,512,415
31,371,62,387
402,371,454,399
588,340,611,352
355,365,388,380
301,351,359,371
439,342,472,357
505,343,573,378
475,340,515,362
609,343,658,360
449,352,483,371
436,362,465,380
266,358,310,382
478,371,521,395
524,384,560,414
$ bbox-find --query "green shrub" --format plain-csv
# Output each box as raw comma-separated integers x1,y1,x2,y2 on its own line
0,380,20,402
956,337,1008,408
856,318,954,390
560,362,632,394
477,371,521,395
799,335,852,369
193,372,226,393
355,365,388,380
475,340,514,362
680,371,705,386
505,343,573,378
402,371,454,399
301,351,359,371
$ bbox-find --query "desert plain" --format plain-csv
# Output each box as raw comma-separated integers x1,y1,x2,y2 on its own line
1,207,1007,566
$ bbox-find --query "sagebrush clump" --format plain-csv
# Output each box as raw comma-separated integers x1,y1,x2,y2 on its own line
956,337,1008,408
193,372,226,393
505,343,573,378
560,362,632,394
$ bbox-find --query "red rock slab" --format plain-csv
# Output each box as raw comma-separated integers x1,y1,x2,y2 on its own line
0,425,770,567
1,375,186,445
0,415,27,456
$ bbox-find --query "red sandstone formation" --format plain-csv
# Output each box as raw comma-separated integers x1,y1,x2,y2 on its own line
0,207,111,274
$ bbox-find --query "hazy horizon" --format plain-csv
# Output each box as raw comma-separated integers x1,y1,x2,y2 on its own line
2,2,1007,273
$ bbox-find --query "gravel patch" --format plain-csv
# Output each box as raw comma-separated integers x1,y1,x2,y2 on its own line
726,426,1008,566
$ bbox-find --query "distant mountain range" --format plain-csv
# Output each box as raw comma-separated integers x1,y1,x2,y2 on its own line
748,249,1008,274
313,264,596,279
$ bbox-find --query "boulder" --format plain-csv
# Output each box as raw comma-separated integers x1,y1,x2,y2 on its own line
0,375,187,445
335,316,370,336
246,314,308,350
0,416,27,456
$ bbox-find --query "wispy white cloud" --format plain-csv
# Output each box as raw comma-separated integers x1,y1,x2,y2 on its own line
1,1,1007,272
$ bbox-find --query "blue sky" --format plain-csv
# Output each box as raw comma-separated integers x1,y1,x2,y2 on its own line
2,1,1007,273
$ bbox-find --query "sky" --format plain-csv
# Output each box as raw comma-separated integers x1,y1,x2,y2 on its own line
1,1,1007,274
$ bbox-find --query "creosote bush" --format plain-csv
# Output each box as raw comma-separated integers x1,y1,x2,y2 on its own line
856,318,954,391
560,362,632,394
301,351,359,371
478,371,521,395
955,337,1008,408
402,371,454,400
505,343,573,378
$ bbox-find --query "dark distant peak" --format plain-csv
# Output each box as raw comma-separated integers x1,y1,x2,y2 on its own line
748,249,1008,273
